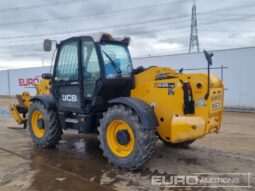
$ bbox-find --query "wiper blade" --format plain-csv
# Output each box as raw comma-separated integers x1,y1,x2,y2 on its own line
102,50,122,74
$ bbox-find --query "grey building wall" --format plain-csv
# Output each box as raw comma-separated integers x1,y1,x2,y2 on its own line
1,47,254,109
133,47,255,109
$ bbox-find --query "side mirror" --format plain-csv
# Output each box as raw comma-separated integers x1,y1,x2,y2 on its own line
203,50,214,66
42,73,52,80
43,39,52,52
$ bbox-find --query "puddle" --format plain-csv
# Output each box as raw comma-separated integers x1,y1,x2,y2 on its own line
0,126,254,191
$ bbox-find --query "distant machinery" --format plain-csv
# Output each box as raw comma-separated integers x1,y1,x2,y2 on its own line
189,0,200,53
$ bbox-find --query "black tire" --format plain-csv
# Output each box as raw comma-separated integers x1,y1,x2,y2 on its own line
162,139,195,149
28,101,62,148
98,105,157,171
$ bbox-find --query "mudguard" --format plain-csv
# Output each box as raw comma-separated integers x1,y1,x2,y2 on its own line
30,94,56,109
109,97,158,129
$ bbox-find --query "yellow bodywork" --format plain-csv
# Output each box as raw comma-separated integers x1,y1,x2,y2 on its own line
9,66,224,144
36,78,51,95
9,79,51,127
131,67,224,143
9,92,32,125
9,105,26,125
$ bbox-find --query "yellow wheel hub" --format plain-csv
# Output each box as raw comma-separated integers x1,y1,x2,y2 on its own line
31,110,45,138
106,120,135,158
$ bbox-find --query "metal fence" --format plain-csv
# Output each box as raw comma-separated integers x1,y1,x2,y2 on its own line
175,65,228,90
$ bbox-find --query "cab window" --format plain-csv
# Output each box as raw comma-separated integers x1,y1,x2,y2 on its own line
82,41,101,99
55,41,78,81
101,43,132,79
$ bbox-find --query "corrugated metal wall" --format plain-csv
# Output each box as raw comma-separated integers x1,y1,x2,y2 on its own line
1,66,51,96
0,70,9,96
0,47,254,109
9,66,51,96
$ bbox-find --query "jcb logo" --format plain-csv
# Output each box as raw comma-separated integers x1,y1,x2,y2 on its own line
62,94,77,102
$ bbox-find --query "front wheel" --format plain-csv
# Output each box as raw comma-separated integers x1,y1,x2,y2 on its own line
98,105,157,171
28,101,62,148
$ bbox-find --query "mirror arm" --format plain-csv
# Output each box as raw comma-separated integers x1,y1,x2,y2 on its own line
204,60,210,100
203,50,214,100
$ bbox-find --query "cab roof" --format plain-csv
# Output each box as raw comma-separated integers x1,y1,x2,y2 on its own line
89,32,131,45
60,32,131,45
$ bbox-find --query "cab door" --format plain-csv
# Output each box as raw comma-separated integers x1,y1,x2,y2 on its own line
81,39,102,110
52,38,82,111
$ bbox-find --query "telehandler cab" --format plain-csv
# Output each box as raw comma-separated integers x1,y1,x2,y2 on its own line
10,33,224,170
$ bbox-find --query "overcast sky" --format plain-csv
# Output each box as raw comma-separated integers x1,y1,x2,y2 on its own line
0,0,254,70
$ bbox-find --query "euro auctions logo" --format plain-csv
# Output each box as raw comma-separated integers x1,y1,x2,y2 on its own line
19,78,40,87
151,173,252,188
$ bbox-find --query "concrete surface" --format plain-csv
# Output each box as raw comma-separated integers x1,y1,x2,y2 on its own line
0,97,254,191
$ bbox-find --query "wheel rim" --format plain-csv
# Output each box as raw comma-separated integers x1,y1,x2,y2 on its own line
106,120,135,158
31,110,45,138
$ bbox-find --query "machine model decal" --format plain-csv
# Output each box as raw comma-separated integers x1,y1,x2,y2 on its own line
62,94,78,102
155,83,175,95
168,87,175,95
154,83,175,88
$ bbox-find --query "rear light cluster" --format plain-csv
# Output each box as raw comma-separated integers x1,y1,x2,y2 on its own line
183,82,195,114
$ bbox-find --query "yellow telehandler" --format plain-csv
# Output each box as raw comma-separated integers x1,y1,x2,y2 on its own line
10,33,224,170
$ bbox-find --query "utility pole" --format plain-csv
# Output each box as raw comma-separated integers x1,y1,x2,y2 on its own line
189,0,200,53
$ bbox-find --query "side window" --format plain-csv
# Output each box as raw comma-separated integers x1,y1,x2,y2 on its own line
55,41,78,81
82,41,101,99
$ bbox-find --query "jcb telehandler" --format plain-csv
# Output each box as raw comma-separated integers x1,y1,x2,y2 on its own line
10,33,224,170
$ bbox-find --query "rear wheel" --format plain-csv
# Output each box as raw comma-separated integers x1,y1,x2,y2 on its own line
28,101,62,148
98,105,157,171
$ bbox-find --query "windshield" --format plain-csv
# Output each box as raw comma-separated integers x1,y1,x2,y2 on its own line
100,43,132,79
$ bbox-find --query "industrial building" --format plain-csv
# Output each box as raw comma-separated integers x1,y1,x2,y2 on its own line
1,46,254,110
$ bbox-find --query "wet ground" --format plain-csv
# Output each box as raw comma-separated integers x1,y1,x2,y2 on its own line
0,97,254,191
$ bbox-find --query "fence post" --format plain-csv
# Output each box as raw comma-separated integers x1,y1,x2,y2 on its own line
221,65,224,81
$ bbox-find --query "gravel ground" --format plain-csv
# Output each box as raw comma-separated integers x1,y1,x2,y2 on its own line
0,96,254,191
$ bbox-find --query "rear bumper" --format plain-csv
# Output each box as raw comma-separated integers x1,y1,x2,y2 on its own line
170,115,221,143
206,115,221,134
